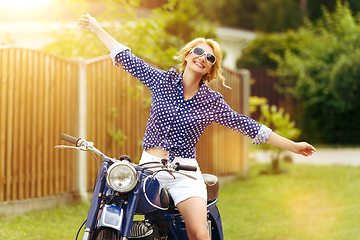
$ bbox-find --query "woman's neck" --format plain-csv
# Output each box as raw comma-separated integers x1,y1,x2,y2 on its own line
182,69,202,100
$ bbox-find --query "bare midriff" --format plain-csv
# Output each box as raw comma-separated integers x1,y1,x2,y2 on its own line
145,147,170,158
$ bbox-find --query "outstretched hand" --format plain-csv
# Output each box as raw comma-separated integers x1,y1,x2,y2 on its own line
77,13,120,52
78,13,100,33
266,132,316,157
292,142,316,157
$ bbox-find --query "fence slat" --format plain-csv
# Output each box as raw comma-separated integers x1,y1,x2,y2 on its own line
18,49,26,200
48,57,55,196
0,48,8,202
24,50,33,200
12,49,21,201
6,48,14,201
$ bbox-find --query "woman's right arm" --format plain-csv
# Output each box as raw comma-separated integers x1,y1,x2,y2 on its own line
78,14,172,89
78,13,119,52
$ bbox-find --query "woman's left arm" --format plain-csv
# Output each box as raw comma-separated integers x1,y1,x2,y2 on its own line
266,132,316,157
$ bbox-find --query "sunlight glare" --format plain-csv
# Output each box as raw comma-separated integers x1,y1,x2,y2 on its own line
0,0,53,8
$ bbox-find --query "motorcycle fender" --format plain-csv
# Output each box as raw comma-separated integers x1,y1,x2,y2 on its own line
97,204,124,231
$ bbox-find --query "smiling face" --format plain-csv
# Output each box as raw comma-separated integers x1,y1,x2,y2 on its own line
175,38,226,87
185,43,215,76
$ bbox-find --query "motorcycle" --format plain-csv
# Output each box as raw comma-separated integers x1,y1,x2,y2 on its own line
55,133,224,240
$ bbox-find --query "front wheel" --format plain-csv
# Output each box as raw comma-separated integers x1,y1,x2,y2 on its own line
95,228,118,240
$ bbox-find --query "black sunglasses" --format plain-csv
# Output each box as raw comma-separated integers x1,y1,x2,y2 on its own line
189,47,216,65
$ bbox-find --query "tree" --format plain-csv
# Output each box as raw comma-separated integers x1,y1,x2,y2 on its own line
195,0,360,33
306,0,360,22
194,0,303,32
255,0,302,32
240,1,360,144
44,0,216,69
236,30,307,68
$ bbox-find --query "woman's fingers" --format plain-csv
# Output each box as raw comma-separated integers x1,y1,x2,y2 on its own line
78,13,100,32
294,142,316,157
78,13,93,30
300,145,316,157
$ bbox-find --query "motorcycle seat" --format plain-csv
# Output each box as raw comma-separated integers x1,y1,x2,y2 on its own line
202,174,219,202
166,173,219,212
163,173,219,212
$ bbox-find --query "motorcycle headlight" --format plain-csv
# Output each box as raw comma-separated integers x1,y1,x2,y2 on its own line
106,161,138,193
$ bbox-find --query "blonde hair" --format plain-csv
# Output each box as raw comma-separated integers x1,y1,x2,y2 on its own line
174,38,229,88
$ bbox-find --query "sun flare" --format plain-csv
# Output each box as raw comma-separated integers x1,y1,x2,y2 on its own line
0,0,53,8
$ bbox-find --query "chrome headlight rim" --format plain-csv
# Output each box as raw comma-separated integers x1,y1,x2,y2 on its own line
106,161,138,193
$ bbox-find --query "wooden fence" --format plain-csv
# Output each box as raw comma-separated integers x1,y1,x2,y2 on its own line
249,68,295,120
0,47,78,203
0,47,249,205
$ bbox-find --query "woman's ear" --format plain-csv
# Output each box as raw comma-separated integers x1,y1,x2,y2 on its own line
184,53,189,62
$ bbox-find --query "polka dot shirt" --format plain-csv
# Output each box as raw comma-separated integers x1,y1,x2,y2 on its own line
110,44,272,161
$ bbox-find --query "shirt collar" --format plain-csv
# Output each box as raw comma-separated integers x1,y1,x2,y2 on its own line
177,72,205,86
176,72,207,101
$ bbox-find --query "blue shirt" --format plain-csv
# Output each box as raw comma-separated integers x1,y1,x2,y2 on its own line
111,44,272,161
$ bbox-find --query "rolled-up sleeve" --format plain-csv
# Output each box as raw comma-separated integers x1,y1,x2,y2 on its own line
252,124,272,145
110,44,131,67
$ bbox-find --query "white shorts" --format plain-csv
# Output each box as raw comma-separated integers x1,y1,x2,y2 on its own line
139,151,207,206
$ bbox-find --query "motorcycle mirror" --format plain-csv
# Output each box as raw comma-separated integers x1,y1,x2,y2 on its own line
119,155,133,162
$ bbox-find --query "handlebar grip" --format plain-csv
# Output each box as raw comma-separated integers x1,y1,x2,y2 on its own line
61,133,79,145
175,162,198,172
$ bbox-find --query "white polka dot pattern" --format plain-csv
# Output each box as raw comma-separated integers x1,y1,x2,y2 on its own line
252,125,272,145
110,44,272,160
110,43,131,67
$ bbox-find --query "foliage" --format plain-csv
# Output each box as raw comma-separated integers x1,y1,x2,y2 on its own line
108,107,128,147
250,96,301,174
108,129,128,147
194,0,302,32
249,95,267,113
195,0,360,33
0,33,13,46
273,1,360,143
254,0,302,32
43,0,216,69
237,30,308,68
240,1,360,144
307,0,360,22
329,49,360,113
250,96,301,149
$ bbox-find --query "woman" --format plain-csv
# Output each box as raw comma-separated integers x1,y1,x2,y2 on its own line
79,13,316,240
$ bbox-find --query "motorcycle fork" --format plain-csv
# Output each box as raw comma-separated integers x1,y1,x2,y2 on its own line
207,202,224,240
83,161,109,240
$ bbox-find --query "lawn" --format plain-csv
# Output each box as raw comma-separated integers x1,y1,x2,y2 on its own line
1,163,360,240
218,163,360,240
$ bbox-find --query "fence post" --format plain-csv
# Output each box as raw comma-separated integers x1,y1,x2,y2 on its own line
68,57,88,201
237,69,251,175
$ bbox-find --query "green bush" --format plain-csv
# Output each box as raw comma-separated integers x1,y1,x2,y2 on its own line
250,96,301,174
239,1,360,144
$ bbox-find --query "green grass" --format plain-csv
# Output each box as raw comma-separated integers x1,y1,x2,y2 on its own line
0,201,89,239
217,163,360,240
1,163,360,240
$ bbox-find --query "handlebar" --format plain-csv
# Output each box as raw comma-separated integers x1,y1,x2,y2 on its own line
174,162,197,172
61,133,81,146
57,133,111,160
56,134,198,179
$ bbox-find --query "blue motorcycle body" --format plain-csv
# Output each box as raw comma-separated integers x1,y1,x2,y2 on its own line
82,158,224,240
